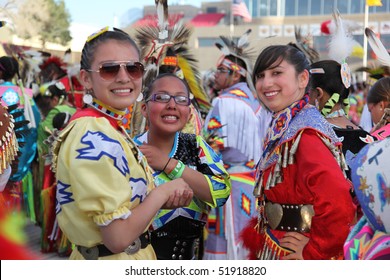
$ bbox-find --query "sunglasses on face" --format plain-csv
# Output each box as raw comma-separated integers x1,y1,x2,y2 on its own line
147,92,190,106
87,61,144,81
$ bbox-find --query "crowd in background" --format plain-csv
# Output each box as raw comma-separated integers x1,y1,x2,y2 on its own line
0,7,389,261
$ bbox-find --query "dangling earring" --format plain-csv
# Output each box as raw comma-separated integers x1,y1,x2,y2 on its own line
83,89,93,105
136,92,144,102
315,99,320,110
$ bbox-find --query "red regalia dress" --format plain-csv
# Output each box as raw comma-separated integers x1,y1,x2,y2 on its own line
241,95,356,260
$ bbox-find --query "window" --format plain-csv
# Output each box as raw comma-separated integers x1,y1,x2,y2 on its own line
298,0,309,15
311,0,322,15
375,0,389,13
206,7,217,13
253,0,259,17
324,0,335,14
336,0,349,13
270,0,278,15
351,0,363,14
285,0,297,16
260,0,268,16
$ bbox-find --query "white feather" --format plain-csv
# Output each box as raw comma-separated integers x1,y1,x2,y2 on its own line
237,29,251,49
365,27,390,67
156,1,168,38
328,11,355,62
67,63,80,77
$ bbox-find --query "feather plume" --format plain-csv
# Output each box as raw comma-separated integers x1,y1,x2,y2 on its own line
215,42,229,56
293,26,319,63
237,29,252,49
155,0,168,40
328,10,356,62
131,0,211,136
365,27,390,67
218,29,254,59
177,55,211,111
170,23,191,45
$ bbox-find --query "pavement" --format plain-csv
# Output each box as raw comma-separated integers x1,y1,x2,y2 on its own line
25,222,68,260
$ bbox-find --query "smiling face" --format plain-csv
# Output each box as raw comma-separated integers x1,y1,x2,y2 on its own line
79,39,142,110
255,59,309,112
142,75,191,136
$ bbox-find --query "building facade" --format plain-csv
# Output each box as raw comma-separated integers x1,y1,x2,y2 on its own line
127,0,389,73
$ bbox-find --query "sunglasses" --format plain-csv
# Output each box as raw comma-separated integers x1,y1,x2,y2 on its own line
146,92,190,106
87,61,144,81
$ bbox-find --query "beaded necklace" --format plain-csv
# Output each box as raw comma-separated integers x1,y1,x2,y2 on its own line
325,108,345,119
88,98,128,121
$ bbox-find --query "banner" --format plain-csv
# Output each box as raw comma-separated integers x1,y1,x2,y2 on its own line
232,0,252,23
366,0,382,6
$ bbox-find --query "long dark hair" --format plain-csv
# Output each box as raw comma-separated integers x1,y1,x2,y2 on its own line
309,60,350,101
252,45,309,83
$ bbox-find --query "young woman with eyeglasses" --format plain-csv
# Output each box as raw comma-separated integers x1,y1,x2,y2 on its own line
133,73,231,260
51,27,194,260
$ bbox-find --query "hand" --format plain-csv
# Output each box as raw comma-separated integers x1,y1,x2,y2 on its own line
161,178,193,209
139,144,169,171
279,232,309,260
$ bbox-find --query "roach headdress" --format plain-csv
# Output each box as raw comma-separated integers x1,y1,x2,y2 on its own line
215,29,256,93
135,0,210,112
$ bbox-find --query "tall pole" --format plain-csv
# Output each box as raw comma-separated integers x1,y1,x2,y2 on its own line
230,0,234,36
362,3,369,81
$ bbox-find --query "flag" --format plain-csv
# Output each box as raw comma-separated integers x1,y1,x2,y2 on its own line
366,0,382,6
232,0,252,23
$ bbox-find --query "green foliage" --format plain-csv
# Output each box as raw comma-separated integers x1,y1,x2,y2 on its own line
10,0,72,47
41,0,72,45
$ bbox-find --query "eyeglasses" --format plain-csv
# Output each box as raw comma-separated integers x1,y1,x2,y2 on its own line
216,68,232,74
87,61,144,81
146,92,190,106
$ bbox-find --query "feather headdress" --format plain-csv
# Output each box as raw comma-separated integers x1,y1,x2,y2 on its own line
365,27,390,67
356,28,390,84
215,29,256,93
328,10,355,88
135,0,210,111
291,26,319,63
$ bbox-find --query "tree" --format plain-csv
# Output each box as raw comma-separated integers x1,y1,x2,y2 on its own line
8,0,72,48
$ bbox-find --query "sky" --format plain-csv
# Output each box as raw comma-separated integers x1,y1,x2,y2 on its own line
64,0,221,50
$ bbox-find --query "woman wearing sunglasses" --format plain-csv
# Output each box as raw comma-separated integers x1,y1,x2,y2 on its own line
50,27,193,260
133,73,231,260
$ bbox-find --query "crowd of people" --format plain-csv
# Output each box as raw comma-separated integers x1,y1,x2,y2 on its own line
1,5,389,261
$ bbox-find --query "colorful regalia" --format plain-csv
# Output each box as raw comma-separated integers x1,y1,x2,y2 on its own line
51,100,156,260
344,137,390,260
242,96,356,260
0,101,38,260
203,81,262,260
37,103,76,255
134,131,231,259
0,81,40,221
